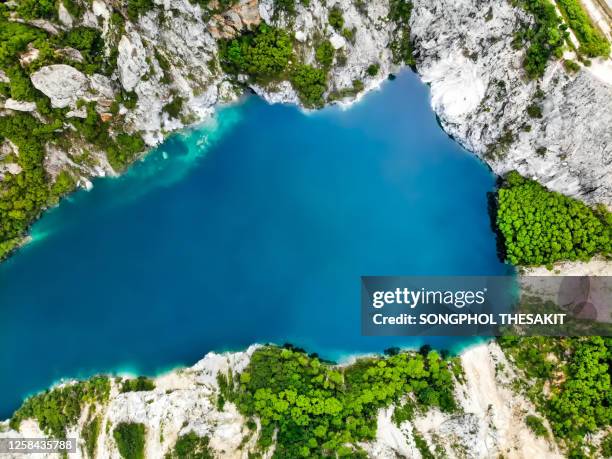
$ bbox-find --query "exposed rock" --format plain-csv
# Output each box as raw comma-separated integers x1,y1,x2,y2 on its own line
208,0,261,39
3,99,37,112
58,2,74,28
89,73,115,99
66,107,88,118
410,0,612,205
55,47,84,63
0,69,9,84
117,31,149,93
0,343,562,459
18,44,39,66
0,163,22,175
10,16,61,35
30,65,90,108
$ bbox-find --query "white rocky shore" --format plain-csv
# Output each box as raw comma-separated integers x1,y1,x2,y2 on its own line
2,0,609,205
0,341,562,459
411,0,611,206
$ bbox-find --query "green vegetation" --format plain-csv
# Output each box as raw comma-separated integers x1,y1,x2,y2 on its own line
315,40,334,70
16,0,56,20
0,4,146,260
127,0,155,21
499,336,611,454
601,432,612,457
525,414,548,438
366,63,380,76
328,6,344,31
388,0,414,66
219,24,293,82
526,103,543,118
165,432,214,459
512,0,568,79
556,0,610,57
63,0,85,19
412,428,435,459
10,377,110,438
162,96,185,120
219,25,330,107
290,64,326,108
61,26,107,75
83,415,102,458
121,376,156,393
392,399,416,425
563,59,581,73
221,345,457,457
273,0,297,18
114,422,146,459
496,171,611,265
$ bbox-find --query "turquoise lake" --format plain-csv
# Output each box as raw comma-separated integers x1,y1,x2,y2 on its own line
0,71,512,417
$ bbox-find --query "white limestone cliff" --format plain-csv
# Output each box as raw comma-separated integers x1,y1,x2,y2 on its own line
410,0,612,205
0,342,562,459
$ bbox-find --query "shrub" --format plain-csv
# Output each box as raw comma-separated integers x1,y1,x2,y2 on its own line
83,416,101,458
219,24,293,82
61,27,106,74
50,170,76,198
120,377,156,393
556,0,610,57
496,171,611,265
162,97,185,119
167,432,214,458
10,377,110,438
388,0,414,65
367,63,380,76
126,0,154,21
7,66,37,101
0,19,45,67
563,59,580,73
273,0,296,17
525,415,548,437
526,103,543,118
513,0,568,79
601,432,612,458
328,6,344,30
17,0,56,20
290,64,327,108
63,0,84,19
107,132,146,172
315,40,334,69
499,337,611,451
113,423,146,459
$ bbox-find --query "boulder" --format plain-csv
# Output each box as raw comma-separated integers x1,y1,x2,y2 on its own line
4,99,37,112
30,65,89,108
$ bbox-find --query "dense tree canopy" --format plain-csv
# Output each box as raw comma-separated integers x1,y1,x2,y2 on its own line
10,377,110,438
219,24,293,82
222,346,457,458
496,171,611,265
556,0,610,57
113,422,146,459
512,0,568,78
499,336,612,454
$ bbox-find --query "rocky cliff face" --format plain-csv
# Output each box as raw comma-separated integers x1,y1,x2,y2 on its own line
6,0,609,205
410,0,612,205
0,343,560,459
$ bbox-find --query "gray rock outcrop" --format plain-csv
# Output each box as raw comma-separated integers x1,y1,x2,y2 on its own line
411,0,612,204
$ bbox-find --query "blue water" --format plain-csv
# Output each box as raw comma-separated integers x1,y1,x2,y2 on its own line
0,72,511,417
